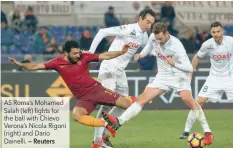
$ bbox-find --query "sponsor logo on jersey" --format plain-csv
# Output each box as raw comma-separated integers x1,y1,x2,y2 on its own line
127,42,140,49
155,51,172,59
212,53,232,60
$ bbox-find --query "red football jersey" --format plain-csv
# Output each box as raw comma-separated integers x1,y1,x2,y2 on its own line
44,53,100,98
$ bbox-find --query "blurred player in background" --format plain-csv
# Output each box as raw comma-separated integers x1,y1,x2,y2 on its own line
9,40,136,141
89,8,156,148
180,21,233,143
103,22,213,145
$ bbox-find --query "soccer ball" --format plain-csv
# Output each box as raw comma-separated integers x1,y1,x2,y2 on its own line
187,132,205,148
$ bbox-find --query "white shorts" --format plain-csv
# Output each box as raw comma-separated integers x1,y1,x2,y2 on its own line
147,73,191,92
98,66,128,96
198,76,233,103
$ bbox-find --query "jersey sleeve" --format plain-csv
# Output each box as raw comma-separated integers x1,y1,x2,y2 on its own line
197,42,208,58
89,25,131,53
173,41,193,72
140,34,153,57
83,53,100,63
44,58,58,70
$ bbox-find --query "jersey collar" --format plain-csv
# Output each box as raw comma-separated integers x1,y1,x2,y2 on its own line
135,23,144,34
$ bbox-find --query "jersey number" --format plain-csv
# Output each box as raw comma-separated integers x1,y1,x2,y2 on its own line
203,86,208,92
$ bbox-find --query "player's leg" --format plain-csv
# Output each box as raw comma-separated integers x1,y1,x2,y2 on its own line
179,96,208,139
180,96,208,139
103,87,166,130
106,71,129,121
94,74,117,145
179,90,213,144
73,99,116,138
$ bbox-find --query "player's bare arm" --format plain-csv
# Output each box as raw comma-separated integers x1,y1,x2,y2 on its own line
99,45,129,60
191,54,201,71
190,54,201,79
9,57,45,71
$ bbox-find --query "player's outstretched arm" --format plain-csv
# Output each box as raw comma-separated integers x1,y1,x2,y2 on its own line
9,57,45,71
89,25,128,53
99,45,129,60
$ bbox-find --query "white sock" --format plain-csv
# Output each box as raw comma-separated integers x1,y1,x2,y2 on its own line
184,110,197,132
193,107,211,133
94,105,111,142
102,106,125,135
118,102,142,125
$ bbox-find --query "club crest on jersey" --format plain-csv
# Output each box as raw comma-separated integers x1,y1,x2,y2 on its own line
127,42,140,49
213,53,232,60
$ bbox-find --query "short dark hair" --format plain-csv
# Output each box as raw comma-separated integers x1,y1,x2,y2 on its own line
109,6,114,10
139,8,156,20
211,21,222,28
152,22,167,34
63,40,80,53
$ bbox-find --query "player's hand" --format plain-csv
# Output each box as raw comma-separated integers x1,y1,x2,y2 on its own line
134,54,143,61
167,57,175,67
9,57,22,67
122,44,129,53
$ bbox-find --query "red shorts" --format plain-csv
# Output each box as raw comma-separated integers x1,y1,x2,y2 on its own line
75,84,120,114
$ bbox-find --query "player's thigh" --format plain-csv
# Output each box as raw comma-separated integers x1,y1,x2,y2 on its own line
74,100,96,117
116,72,129,96
137,87,166,106
147,76,171,92
197,96,208,106
198,78,223,103
92,85,120,106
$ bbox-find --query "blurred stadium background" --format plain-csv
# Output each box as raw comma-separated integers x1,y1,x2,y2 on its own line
1,1,233,148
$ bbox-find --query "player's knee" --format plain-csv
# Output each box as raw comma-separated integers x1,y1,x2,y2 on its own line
197,98,206,106
72,108,84,121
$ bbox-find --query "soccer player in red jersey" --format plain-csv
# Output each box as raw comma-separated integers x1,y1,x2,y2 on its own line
9,40,136,140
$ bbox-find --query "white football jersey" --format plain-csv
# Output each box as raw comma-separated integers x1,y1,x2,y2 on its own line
197,36,233,77
89,23,148,71
140,33,193,76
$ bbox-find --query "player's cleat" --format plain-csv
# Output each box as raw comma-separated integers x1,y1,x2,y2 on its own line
91,135,113,148
203,132,214,145
102,112,121,130
104,135,114,148
105,124,116,137
179,132,189,139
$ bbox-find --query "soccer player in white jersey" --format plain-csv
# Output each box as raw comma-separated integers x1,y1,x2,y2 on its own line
179,21,232,143
102,22,213,145
89,8,156,148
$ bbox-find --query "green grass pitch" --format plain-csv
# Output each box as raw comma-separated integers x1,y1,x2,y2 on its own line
70,110,233,148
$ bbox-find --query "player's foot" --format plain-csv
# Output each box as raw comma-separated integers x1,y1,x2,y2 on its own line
104,135,114,148
179,132,189,139
102,112,121,130
91,135,113,148
105,124,116,137
204,132,214,145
